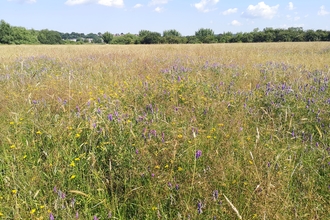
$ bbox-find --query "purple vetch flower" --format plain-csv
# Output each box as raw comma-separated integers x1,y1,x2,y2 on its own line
75,211,79,219
162,132,165,142
93,216,99,220
151,173,155,177
49,213,55,220
53,186,57,193
213,190,219,200
197,202,203,214
195,150,202,159
168,182,172,188
76,106,80,112
175,184,179,190
108,114,113,121
32,100,38,104
135,149,139,154
150,130,157,137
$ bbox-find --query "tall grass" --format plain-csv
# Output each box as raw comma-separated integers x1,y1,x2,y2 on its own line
0,43,330,219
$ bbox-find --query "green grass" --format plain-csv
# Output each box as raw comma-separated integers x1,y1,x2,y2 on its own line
0,43,330,219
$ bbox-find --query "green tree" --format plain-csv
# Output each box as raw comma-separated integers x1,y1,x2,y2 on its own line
138,30,152,38
12,26,39,44
102,32,114,44
0,20,14,44
38,29,62,44
195,28,215,43
217,32,233,43
140,32,162,44
163,29,181,37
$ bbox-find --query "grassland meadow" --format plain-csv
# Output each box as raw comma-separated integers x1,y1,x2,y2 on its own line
0,43,330,219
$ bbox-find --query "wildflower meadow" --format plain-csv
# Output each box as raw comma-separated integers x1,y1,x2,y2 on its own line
1,43,330,219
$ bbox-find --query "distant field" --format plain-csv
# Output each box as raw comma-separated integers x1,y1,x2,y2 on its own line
1,43,330,219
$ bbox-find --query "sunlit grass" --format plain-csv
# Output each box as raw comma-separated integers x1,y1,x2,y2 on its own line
0,43,330,219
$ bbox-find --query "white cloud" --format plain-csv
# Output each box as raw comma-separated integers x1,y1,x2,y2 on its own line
98,0,124,7
133,3,142,8
65,0,124,7
149,0,169,5
65,0,92,5
222,8,237,15
194,0,219,13
7,0,36,3
318,5,330,16
154,6,163,12
287,2,294,10
243,2,279,19
231,20,242,26
294,16,300,21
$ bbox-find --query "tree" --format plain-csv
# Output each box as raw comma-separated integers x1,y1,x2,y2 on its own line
217,32,233,43
102,32,114,44
138,30,152,38
38,29,62,44
140,31,161,44
195,28,215,43
0,20,14,44
163,29,182,37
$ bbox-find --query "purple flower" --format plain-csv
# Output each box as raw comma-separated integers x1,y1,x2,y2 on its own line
49,213,55,220
93,216,99,220
213,190,219,200
195,150,202,159
108,114,113,121
197,202,203,214
175,184,179,190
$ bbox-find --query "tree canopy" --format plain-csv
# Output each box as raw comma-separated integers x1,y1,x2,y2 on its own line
0,20,330,45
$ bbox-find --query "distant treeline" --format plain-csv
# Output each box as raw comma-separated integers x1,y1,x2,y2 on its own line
1,19,330,45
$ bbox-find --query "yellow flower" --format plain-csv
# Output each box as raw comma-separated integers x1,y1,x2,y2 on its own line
70,175,76,180
36,131,42,135
177,167,183,172
30,209,36,214
206,135,211,139
249,160,253,165
10,145,16,149
75,133,80,138
9,121,15,125
70,161,75,167
40,205,45,209
151,206,158,211
164,164,169,169
12,189,17,194
218,123,224,127
154,165,160,169
177,134,183,139
23,155,27,159
0,212,3,216
74,158,80,161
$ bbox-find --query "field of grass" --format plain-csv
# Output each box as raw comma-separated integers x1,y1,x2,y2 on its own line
1,43,330,219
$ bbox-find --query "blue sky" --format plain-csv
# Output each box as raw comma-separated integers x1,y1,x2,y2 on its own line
1,0,329,35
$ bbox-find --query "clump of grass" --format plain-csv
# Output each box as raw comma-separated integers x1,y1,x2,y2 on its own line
0,43,330,219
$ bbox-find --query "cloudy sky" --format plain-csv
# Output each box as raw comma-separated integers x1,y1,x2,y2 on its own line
1,0,329,35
